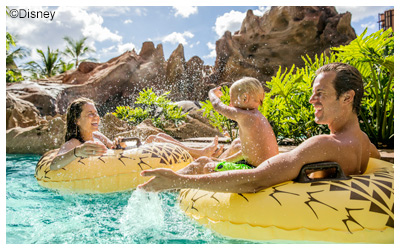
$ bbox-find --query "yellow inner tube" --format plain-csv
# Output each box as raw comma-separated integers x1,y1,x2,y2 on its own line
35,143,192,193
179,158,394,243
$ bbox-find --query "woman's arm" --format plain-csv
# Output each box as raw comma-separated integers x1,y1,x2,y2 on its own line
49,140,81,170
93,131,113,148
49,140,108,170
94,132,127,149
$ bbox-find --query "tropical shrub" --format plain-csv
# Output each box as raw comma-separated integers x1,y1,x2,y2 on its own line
332,28,394,148
261,63,330,144
6,70,24,83
263,28,394,147
112,106,149,125
112,88,187,129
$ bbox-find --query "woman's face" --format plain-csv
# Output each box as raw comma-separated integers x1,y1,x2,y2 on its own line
75,103,100,134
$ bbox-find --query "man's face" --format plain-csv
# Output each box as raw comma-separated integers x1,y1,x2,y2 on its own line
309,71,341,125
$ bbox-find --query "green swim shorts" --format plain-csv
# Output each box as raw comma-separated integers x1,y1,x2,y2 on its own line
214,161,255,172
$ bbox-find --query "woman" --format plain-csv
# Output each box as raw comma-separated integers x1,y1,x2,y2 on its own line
49,98,125,170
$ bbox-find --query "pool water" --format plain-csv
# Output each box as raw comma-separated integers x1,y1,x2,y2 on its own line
6,154,259,244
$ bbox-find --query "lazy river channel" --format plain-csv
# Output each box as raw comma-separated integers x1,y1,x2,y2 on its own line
6,154,277,244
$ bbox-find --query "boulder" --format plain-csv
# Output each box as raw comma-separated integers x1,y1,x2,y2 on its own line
6,117,65,154
166,44,187,100
6,81,65,116
6,92,44,130
186,56,209,100
115,119,164,142
163,110,223,139
99,113,134,140
175,100,202,113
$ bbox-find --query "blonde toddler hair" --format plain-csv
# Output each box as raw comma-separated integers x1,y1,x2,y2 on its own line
230,77,265,104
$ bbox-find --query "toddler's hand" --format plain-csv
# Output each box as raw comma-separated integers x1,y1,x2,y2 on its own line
211,86,223,98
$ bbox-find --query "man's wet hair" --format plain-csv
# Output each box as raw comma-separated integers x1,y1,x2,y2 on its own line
315,62,364,114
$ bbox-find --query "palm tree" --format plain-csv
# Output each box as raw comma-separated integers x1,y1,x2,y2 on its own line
63,36,96,68
7,42,30,69
25,46,61,78
6,31,30,82
6,7,29,82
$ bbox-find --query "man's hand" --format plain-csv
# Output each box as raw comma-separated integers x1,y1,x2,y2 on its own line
138,168,183,192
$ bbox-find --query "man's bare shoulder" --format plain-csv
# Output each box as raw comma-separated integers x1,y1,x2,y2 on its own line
288,134,342,164
297,134,339,149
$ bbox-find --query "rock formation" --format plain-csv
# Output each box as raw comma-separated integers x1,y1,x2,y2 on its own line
208,6,356,85
6,92,44,130
6,117,65,154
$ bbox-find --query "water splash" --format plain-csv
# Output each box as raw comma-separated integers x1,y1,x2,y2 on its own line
119,190,165,243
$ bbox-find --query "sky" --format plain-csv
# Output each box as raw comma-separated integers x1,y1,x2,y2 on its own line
5,1,395,68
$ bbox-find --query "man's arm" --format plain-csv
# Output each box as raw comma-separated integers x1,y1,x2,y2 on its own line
139,135,342,193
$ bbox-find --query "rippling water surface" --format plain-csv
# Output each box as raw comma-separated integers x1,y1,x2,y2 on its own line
6,154,263,244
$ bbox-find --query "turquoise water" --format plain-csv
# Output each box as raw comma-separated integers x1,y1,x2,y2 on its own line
6,154,259,244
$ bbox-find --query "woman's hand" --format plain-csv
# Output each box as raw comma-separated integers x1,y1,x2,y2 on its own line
74,141,108,158
112,136,127,149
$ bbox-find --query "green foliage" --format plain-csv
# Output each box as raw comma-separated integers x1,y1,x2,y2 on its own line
6,70,24,83
136,88,170,107
112,106,149,125
261,64,330,144
200,86,238,141
6,32,15,52
262,28,394,147
6,29,29,83
135,88,187,127
332,28,394,148
112,88,187,129
63,36,96,68
24,46,61,78
59,60,75,73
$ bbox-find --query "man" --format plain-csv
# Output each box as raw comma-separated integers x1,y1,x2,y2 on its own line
138,63,380,193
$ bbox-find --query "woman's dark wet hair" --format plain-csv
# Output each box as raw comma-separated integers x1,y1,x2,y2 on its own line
314,63,364,114
65,97,95,143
